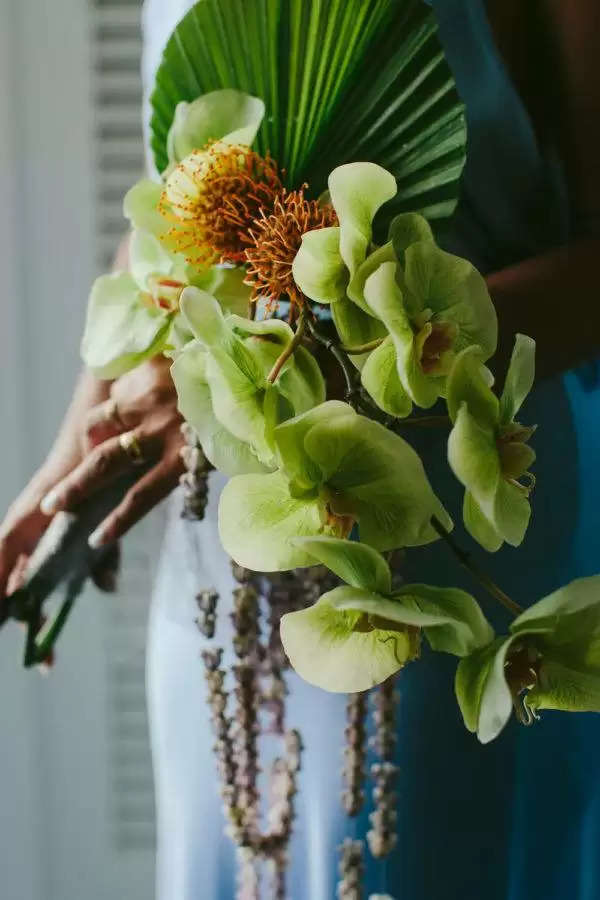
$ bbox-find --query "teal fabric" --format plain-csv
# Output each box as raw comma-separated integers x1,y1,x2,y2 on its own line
145,2,600,897
392,2,600,898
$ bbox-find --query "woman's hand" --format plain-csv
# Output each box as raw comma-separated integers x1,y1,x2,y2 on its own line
40,356,185,549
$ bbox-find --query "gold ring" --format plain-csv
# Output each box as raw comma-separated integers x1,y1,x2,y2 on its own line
103,398,124,428
119,431,145,465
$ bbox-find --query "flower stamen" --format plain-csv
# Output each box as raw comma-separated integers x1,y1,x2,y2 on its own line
159,142,283,268
243,187,338,312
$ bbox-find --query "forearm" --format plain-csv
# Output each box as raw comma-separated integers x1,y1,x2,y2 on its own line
39,370,111,488
32,235,131,490
488,236,600,381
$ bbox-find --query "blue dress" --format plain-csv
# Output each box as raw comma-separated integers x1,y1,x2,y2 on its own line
145,1,600,897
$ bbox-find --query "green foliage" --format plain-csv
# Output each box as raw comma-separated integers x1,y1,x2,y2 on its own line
150,0,467,227
72,2,600,748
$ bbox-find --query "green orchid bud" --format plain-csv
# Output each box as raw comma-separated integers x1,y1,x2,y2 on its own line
279,537,493,692
447,335,536,551
455,576,600,743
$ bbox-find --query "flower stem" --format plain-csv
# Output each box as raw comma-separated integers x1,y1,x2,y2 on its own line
305,317,361,407
267,310,307,383
304,323,450,431
430,516,523,617
401,415,450,428
340,337,384,355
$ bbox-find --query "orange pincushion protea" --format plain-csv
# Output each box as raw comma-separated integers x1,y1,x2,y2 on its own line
243,188,338,311
159,142,282,268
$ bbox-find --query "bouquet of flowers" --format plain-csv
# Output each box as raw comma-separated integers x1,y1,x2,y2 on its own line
8,0,600,892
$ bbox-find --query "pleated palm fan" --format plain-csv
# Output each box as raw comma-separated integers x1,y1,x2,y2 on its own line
150,0,467,229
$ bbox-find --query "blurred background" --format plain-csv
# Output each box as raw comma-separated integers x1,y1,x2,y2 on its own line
0,1,160,897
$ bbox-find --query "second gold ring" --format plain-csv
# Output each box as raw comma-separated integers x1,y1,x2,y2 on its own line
119,431,145,465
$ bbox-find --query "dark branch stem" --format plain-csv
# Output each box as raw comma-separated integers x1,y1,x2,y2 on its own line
305,320,452,433
431,516,523,617
305,317,361,407
401,415,450,428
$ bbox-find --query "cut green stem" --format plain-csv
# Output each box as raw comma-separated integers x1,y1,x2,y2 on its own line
430,516,523,617
267,310,306,383
340,337,384,355
24,576,83,668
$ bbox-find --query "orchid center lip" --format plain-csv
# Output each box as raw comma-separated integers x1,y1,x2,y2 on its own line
414,318,458,375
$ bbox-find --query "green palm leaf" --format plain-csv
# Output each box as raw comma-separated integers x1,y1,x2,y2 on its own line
150,0,466,226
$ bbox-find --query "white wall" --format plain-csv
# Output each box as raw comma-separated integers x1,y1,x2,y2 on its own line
0,2,155,897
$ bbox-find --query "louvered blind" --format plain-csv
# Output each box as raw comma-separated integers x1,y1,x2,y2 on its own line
90,0,159,855
92,0,144,272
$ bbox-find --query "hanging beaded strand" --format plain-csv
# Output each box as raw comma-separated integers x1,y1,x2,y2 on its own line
337,838,365,900
201,647,241,835
196,588,219,638
342,691,368,817
200,563,334,897
179,422,212,521
230,578,262,847
367,676,399,859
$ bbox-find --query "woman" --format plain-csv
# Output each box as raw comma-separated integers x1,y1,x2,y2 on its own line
1,0,599,897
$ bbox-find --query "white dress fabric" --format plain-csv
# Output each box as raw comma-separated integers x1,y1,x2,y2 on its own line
147,478,352,900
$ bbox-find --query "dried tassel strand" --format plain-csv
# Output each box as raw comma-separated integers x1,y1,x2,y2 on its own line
195,588,219,639
337,838,364,900
236,847,260,900
367,762,399,859
231,583,261,659
371,676,397,761
179,423,212,521
230,581,261,842
201,648,239,828
367,676,399,859
342,691,368,816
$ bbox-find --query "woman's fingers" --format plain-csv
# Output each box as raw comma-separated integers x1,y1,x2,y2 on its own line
83,398,127,452
6,553,30,596
0,501,50,604
90,542,121,592
88,456,184,548
40,430,158,516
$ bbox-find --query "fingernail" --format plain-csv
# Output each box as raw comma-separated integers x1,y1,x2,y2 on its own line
40,490,60,515
88,526,107,549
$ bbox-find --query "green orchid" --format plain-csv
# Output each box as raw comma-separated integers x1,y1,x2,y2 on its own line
456,576,600,743
218,401,452,572
280,537,494,692
123,89,265,229
359,217,497,414
294,167,497,414
447,334,536,551
292,161,393,348
81,230,250,378
171,286,325,474
165,88,265,166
